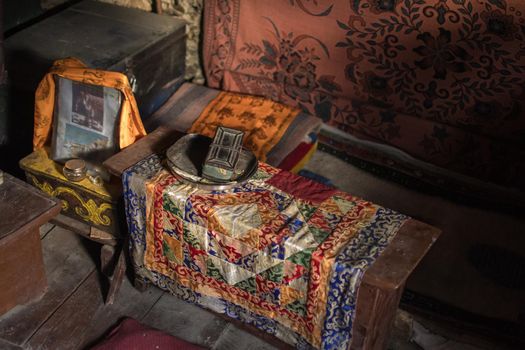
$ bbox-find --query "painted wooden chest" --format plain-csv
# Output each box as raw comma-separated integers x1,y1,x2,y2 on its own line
19,149,122,237
5,0,186,118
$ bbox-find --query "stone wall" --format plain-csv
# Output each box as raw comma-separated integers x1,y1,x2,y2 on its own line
97,0,152,12
159,0,204,84
41,0,152,15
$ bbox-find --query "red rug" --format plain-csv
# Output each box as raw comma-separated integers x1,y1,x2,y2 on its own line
91,318,205,350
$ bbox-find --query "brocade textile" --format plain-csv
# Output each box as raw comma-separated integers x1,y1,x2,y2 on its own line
123,155,408,349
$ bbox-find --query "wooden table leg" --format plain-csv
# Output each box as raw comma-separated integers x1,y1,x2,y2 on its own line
133,276,151,292
352,282,405,350
101,242,127,305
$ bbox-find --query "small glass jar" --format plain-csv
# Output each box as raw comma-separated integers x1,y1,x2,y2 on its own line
63,159,87,182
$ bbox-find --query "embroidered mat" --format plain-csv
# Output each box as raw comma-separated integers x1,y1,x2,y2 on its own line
188,91,300,162
123,155,408,349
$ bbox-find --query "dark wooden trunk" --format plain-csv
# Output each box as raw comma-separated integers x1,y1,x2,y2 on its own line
3,0,186,177
5,0,185,117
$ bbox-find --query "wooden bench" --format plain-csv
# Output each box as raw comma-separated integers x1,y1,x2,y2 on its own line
104,126,441,349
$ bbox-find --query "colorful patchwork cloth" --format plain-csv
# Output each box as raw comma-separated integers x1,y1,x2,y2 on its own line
123,155,408,349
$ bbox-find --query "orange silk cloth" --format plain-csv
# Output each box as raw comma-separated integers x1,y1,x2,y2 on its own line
188,92,300,161
33,58,147,150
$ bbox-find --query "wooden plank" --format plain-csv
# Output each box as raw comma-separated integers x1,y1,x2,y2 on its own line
24,259,164,349
352,283,376,333
0,338,23,350
25,270,102,350
350,219,440,348
0,226,96,346
39,223,55,239
210,312,292,350
18,237,163,349
211,324,278,350
51,213,117,246
363,219,441,290
104,242,127,305
140,292,228,348
104,126,184,177
79,276,164,349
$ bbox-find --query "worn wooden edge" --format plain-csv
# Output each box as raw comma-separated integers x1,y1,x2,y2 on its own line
2,171,59,206
363,283,405,350
362,219,441,290
0,197,61,242
0,204,61,246
103,126,184,177
36,202,62,226
51,214,118,246
0,172,62,239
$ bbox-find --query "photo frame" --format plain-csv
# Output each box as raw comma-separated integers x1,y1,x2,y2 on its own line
51,77,122,164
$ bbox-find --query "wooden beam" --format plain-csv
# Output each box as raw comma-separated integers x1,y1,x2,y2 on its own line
103,126,184,177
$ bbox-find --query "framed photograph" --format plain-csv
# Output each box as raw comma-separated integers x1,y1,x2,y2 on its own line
51,77,122,164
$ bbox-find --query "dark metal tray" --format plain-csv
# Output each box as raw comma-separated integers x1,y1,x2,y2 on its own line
165,134,258,190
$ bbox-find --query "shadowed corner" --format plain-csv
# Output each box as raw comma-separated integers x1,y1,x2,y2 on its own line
468,244,525,290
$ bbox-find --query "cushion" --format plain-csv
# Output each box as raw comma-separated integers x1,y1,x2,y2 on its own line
143,82,321,171
91,318,204,350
